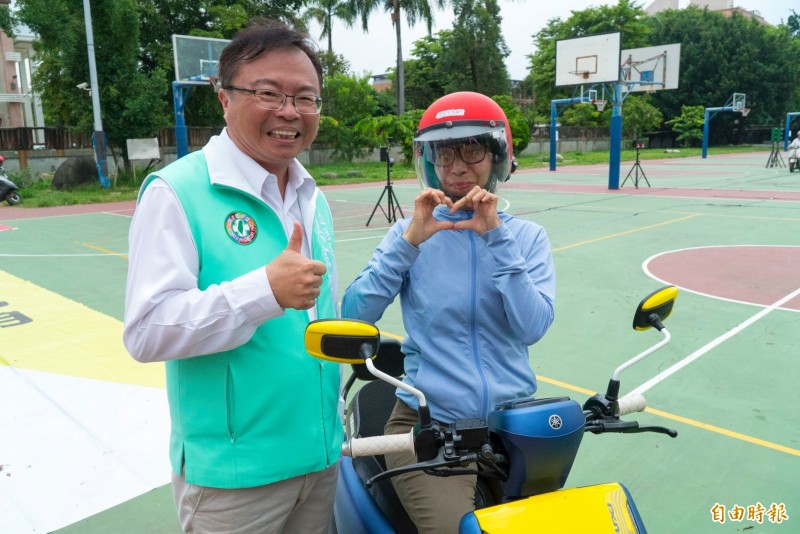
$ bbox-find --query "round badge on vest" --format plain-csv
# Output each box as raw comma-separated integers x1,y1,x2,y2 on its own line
225,211,258,245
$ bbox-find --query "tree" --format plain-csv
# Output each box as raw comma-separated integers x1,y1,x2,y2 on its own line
317,72,381,160
492,94,530,154
439,0,510,96
622,94,663,139
647,7,800,135
0,2,12,37
135,1,309,127
354,109,423,162
527,0,650,116
320,50,352,78
561,103,605,128
403,32,450,110
785,9,799,38
348,0,447,115
301,0,355,53
666,105,704,147
15,0,169,168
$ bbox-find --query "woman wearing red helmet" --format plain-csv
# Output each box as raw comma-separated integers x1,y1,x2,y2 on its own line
341,92,556,532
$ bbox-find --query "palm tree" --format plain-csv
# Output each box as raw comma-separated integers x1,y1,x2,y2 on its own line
349,0,446,114
302,0,356,53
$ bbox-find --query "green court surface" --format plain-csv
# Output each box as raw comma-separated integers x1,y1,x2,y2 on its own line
1,150,798,533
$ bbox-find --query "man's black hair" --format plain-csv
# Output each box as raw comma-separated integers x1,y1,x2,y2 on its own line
217,18,323,89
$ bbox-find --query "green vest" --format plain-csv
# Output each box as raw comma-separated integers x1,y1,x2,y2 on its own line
142,151,342,488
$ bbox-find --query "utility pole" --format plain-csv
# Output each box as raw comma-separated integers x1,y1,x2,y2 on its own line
82,0,109,187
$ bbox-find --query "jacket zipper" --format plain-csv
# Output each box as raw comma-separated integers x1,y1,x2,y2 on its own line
467,230,490,416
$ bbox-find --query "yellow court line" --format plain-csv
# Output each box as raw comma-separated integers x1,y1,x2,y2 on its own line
538,375,800,458
552,214,700,252
83,243,127,259
0,270,164,388
645,407,800,457
379,334,799,456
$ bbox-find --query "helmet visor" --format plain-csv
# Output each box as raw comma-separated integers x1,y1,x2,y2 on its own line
414,129,511,195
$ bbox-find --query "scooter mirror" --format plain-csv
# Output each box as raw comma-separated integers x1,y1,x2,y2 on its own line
304,319,380,364
632,285,678,331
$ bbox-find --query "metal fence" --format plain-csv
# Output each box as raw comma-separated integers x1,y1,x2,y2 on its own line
0,126,223,152
157,126,223,150
0,127,93,151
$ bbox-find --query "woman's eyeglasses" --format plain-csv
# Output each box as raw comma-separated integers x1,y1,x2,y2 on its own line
428,141,487,167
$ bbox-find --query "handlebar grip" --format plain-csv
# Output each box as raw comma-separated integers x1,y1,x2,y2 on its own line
342,430,415,458
617,393,647,416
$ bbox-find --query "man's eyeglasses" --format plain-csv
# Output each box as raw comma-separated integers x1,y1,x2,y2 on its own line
428,141,487,167
223,86,323,114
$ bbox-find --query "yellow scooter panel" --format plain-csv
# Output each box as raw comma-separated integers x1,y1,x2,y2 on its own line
470,483,643,533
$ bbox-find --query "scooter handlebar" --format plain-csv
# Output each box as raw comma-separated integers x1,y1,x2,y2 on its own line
617,393,647,416
342,430,415,458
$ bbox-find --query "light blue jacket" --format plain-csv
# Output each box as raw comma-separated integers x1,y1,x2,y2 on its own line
341,206,555,422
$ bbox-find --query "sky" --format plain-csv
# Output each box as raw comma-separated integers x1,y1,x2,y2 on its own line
310,0,798,80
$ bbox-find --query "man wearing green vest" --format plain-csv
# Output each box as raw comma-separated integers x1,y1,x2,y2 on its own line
123,19,341,533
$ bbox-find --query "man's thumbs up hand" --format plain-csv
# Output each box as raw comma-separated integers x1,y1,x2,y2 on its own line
286,220,304,253
266,222,327,310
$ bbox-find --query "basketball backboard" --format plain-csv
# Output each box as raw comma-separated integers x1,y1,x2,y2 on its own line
732,93,746,111
173,34,231,85
621,43,681,92
555,32,621,87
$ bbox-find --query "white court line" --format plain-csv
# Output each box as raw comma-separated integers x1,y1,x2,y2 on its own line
338,235,386,243
0,253,127,257
629,286,800,396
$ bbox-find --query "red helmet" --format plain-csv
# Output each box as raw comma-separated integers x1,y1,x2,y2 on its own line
414,92,514,194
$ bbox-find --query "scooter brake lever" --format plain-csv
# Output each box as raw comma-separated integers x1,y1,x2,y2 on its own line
587,418,639,434
364,455,461,488
623,425,678,438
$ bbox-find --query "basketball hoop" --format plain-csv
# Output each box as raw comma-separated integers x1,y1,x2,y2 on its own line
209,76,220,91
594,99,607,112
570,70,591,80
740,108,750,117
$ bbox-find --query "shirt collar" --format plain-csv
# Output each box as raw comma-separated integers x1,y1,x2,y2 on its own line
205,128,316,197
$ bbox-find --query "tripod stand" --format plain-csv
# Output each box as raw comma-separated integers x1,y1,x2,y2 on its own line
765,141,785,168
621,142,650,188
366,145,404,226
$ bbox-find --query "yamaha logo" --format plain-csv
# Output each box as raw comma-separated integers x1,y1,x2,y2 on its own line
548,414,563,430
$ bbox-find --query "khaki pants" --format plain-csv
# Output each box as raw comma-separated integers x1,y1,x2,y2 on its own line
171,464,338,534
384,400,477,534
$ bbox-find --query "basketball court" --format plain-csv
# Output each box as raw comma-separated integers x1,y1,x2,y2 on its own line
1,149,798,533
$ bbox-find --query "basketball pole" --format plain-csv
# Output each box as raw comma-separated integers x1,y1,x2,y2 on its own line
549,95,592,172
702,93,746,158
173,82,194,159
82,0,110,188
608,83,623,190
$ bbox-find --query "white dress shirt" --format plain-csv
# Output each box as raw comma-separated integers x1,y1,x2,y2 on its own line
123,129,330,362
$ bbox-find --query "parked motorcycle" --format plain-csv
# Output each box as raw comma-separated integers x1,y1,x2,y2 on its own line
304,285,680,533
0,155,21,205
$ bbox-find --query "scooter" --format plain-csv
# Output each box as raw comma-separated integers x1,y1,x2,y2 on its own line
304,285,680,533
0,155,21,205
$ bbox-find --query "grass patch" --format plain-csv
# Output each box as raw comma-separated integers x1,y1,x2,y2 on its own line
6,145,769,208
